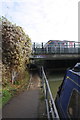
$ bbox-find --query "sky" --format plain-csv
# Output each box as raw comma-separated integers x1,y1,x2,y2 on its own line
0,0,79,43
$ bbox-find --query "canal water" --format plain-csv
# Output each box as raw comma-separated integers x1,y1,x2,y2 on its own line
46,69,66,99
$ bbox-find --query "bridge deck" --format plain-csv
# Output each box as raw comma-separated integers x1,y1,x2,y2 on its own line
30,54,80,60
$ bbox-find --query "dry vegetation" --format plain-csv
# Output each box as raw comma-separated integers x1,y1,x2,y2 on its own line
0,17,32,105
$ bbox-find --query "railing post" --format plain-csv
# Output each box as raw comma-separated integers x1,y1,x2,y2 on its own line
42,42,44,54
41,66,44,86
45,82,48,100
33,42,35,49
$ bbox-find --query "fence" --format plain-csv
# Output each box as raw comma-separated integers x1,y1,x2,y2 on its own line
41,66,60,120
32,42,80,54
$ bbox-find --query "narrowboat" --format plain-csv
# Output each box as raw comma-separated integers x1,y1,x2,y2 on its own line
55,63,80,119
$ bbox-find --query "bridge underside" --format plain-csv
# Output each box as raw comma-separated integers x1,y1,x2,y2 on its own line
30,54,80,60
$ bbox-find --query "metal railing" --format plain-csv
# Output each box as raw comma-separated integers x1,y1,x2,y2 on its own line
41,66,60,120
32,42,80,54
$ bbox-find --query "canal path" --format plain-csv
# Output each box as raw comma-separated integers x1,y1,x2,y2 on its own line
2,74,45,119
2,67,66,119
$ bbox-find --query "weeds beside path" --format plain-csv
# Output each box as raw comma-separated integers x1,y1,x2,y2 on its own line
2,71,30,107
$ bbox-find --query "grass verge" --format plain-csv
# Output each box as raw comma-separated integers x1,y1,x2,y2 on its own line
2,70,30,107
2,89,12,106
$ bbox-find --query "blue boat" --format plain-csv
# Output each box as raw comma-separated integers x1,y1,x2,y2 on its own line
55,63,80,119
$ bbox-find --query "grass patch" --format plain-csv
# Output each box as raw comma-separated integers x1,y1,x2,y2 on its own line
0,87,2,108
49,80,62,99
2,70,30,106
2,89,12,106
0,97,2,108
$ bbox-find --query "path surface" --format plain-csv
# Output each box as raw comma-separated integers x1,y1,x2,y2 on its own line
2,74,42,118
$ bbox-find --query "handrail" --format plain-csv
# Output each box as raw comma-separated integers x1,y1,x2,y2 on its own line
41,66,60,120
32,42,80,54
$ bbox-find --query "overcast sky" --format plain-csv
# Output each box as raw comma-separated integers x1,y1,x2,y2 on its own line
0,0,79,43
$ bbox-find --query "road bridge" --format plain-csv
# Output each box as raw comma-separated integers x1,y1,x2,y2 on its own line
30,54,80,60
30,42,80,60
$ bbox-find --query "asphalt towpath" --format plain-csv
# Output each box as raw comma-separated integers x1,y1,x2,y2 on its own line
2,74,45,119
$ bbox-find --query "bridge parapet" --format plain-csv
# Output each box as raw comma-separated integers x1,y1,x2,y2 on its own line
32,42,80,54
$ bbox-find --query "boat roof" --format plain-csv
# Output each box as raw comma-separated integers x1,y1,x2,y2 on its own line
70,63,80,76
69,70,80,76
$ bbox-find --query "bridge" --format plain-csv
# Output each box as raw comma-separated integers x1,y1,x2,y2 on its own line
30,42,80,60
